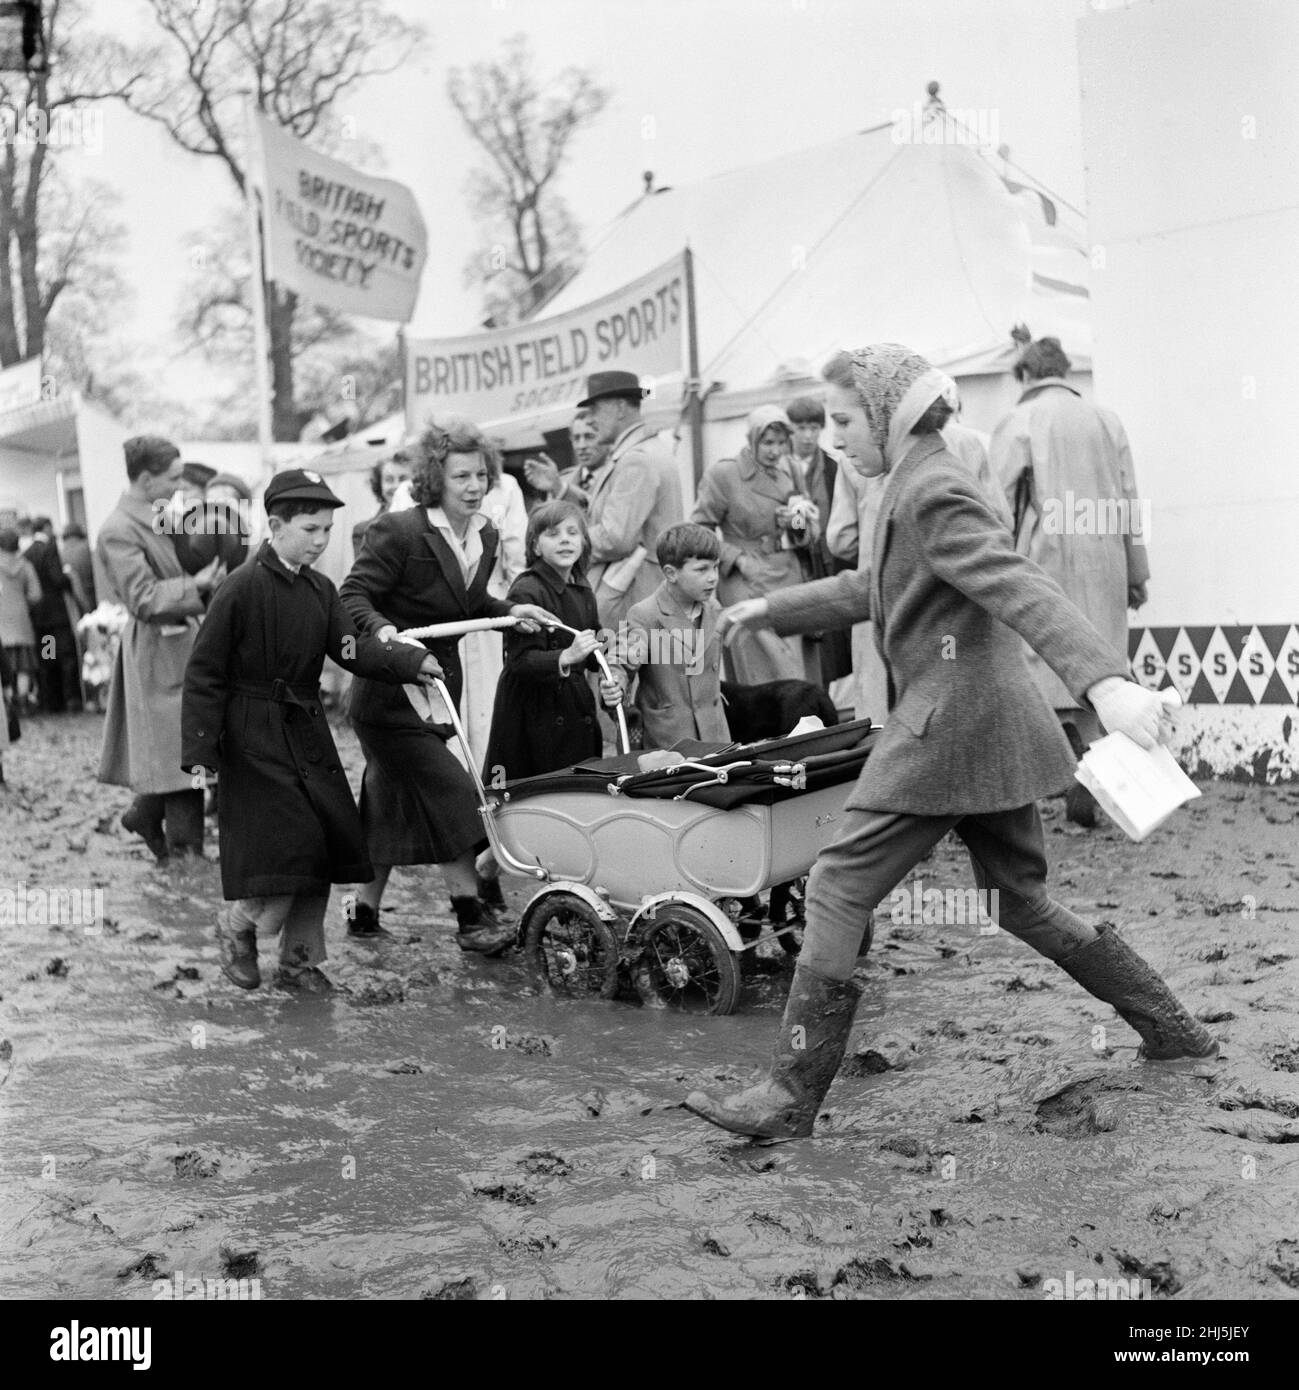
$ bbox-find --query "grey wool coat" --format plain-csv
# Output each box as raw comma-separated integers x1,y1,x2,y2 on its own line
96,491,206,795
764,434,1130,816
621,581,729,750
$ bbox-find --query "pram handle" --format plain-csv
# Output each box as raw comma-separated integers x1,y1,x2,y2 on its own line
398,615,630,755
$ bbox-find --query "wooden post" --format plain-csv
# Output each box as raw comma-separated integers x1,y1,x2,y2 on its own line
684,245,704,486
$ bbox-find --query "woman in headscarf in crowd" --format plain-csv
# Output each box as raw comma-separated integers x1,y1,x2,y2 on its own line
339,418,556,953
352,453,412,557
691,404,820,685
686,343,1214,1142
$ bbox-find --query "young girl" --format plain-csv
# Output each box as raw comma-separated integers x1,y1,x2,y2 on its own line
484,500,623,784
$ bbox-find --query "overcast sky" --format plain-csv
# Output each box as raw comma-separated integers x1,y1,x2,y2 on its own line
70,0,1101,410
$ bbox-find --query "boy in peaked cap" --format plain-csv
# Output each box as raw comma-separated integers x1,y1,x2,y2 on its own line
182,468,444,995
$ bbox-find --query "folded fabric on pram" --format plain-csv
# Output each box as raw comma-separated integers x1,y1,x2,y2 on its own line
497,718,879,810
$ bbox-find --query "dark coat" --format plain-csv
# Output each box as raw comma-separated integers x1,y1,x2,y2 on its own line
766,434,1130,816
25,536,73,632
181,541,427,899
484,562,602,781
340,507,514,728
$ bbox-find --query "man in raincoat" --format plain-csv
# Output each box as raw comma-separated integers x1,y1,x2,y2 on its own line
96,437,225,859
990,338,1150,826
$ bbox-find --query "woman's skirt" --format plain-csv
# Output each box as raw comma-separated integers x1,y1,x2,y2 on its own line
352,718,487,865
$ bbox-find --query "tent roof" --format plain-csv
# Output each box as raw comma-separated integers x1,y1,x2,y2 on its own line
540,120,1091,394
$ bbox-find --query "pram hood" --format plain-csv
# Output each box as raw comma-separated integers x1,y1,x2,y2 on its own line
495,718,878,810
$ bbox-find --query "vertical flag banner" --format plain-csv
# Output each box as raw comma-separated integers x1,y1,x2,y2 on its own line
252,111,428,323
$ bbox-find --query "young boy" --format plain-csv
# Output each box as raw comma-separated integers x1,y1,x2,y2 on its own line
182,469,441,995
615,523,730,750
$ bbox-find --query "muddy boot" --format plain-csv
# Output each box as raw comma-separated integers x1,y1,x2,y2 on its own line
122,795,168,862
685,964,863,1140
345,900,390,939
273,965,334,996
475,872,506,912
1056,922,1217,1060
216,906,259,990
451,896,515,956
1065,781,1099,828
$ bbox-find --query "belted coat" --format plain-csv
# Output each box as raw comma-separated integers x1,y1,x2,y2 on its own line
96,491,206,795
181,541,427,899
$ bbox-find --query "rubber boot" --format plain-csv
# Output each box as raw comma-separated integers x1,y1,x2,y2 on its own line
685,964,863,1139
345,900,390,939
122,795,168,862
1056,922,1218,1059
216,905,259,990
1059,722,1099,827
451,896,515,956
163,790,205,858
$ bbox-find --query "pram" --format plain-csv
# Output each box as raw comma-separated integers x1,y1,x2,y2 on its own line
403,617,879,1014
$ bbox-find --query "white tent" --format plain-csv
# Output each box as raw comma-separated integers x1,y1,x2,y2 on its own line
527,113,1092,462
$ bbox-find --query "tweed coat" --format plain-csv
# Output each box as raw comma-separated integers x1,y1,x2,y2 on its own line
621,580,729,750
765,434,1130,815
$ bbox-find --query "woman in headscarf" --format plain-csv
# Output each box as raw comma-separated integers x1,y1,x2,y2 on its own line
691,405,820,685
685,344,1216,1141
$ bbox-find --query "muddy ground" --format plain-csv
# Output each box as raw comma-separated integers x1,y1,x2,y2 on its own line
2,710,1298,1301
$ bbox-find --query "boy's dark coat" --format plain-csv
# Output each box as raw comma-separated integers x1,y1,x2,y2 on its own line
182,541,426,899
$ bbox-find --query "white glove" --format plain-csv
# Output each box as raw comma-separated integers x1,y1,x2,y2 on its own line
1088,677,1165,750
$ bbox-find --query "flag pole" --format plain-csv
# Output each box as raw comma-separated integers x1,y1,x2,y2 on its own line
243,98,276,480
683,244,704,487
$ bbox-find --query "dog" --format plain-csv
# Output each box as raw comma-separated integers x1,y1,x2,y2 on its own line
76,602,128,713
720,678,839,743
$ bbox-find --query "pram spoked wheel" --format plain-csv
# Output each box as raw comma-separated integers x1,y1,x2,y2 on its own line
632,903,742,1015
521,891,620,999
768,877,807,956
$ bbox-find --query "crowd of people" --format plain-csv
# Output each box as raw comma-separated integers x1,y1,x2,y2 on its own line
1,337,1215,1141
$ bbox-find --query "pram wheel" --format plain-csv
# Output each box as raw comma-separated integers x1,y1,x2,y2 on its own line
521,892,620,999
632,905,742,1015
768,877,807,956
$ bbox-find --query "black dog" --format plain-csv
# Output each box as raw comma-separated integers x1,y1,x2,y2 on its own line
720,679,839,743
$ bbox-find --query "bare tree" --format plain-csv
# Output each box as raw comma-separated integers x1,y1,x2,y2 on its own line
130,0,423,440
449,33,609,325
0,0,147,368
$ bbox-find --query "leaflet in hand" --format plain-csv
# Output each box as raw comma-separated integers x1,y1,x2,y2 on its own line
1074,733,1201,842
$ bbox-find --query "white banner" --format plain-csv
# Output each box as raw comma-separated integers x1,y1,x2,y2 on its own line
406,252,686,432
253,111,427,323
0,356,42,415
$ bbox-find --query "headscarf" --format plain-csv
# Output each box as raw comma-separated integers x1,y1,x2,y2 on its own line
742,404,793,470
844,343,950,471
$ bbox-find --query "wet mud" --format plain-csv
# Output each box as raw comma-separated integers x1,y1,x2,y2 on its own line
2,712,1298,1300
